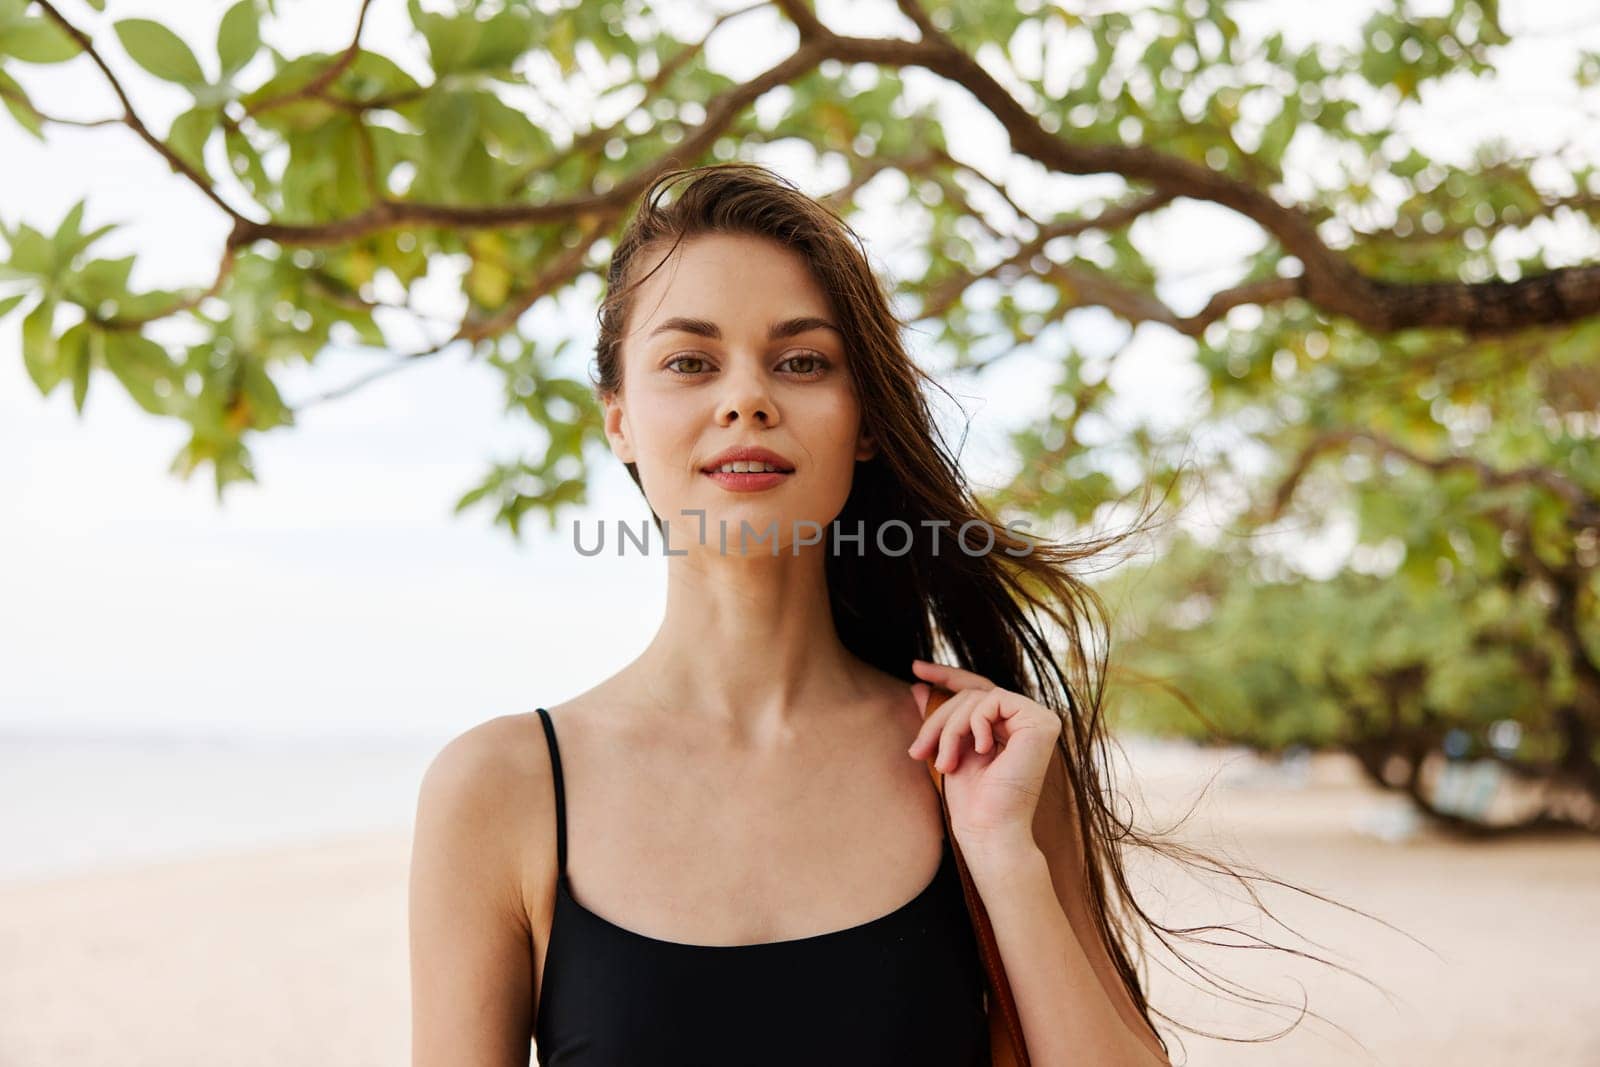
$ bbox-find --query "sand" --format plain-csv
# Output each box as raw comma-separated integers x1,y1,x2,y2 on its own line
0,830,413,1067
1122,752,1600,1065
1,752,1596,1066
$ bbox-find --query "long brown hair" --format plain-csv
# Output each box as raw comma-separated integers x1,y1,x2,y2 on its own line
588,161,1402,1059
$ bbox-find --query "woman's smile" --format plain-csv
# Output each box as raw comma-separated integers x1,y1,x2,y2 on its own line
698,443,799,493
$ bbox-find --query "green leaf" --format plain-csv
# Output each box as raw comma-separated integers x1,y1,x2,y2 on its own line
52,199,85,255
68,255,136,307
104,331,178,414
223,121,270,194
113,288,184,320
0,67,44,138
419,89,476,176
217,0,260,76
21,296,60,393
466,254,511,308
1579,50,1600,90
0,291,26,319
167,105,219,180
56,320,93,410
114,18,207,86
240,53,340,129
462,10,535,72
5,222,56,278
476,92,551,161
48,200,114,263
338,50,423,103
0,16,82,63
409,3,483,76
238,356,288,429
70,326,97,411
546,16,576,76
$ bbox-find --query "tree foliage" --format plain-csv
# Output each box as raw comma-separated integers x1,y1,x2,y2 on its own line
3,0,1597,832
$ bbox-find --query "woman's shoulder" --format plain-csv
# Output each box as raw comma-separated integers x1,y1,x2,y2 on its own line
420,711,551,799
412,697,626,848
413,712,561,905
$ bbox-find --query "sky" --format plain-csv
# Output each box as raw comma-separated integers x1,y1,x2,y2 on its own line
1,0,1593,741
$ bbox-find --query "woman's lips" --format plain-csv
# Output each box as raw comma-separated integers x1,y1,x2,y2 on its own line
702,469,792,492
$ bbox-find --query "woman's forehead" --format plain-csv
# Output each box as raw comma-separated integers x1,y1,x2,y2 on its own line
626,236,836,340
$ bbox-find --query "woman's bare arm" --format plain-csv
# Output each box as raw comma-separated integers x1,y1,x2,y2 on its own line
1030,742,1171,1062
953,740,1171,1064
409,717,547,1066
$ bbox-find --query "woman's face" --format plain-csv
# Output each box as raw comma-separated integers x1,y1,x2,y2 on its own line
603,232,876,554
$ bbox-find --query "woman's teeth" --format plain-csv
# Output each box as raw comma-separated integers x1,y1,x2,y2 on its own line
715,462,786,473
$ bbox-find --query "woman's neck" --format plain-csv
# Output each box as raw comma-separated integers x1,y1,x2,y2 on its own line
624,544,884,742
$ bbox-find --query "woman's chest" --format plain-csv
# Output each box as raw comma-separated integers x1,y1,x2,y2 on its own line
562,745,947,946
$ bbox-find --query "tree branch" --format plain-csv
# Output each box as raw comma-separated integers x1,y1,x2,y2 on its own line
0,79,119,128
243,0,376,117
226,41,828,248
33,0,250,223
818,149,932,211
455,211,616,343
769,0,829,41
1264,428,1600,528
292,334,457,409
38,0,1600,339
508,1,768,196
814,21,1599,334
919,191,1179,321
100,245,238,330
893,0,941,41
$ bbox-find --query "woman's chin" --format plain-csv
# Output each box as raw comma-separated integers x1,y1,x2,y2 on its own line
661,500,829,556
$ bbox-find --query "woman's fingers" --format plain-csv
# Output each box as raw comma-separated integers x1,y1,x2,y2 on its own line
909,667,1009,771
972,700,995,755
908,686,960,758
935,693,967,772
936,688,994,773
911,657,996,693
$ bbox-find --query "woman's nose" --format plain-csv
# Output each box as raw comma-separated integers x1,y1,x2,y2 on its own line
715,365,779,426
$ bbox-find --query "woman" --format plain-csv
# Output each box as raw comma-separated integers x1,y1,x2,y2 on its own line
409,162,1176,1066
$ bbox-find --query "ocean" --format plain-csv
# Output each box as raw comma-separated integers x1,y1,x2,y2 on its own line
0,730,446,883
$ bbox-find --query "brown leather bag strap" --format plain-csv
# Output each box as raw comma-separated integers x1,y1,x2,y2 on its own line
922,688,1031,1067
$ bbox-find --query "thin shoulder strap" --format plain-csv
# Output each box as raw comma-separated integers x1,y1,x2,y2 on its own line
533,707,568,876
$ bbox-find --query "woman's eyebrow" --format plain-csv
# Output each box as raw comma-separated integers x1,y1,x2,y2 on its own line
646,315,842,341
769,316,842,340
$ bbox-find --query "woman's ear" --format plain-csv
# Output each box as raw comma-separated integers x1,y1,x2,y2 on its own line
602,390,636,464
855,430,877,463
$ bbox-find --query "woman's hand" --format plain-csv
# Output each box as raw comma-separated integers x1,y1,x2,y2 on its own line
905,658,1060,866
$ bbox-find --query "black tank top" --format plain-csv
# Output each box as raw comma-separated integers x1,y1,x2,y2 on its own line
531,706,991,1066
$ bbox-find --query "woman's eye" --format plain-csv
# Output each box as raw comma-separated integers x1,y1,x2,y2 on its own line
665,355,710,375
665,352,831,377
782,352,830,376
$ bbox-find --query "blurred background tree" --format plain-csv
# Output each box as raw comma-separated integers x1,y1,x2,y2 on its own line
2,0,1596,835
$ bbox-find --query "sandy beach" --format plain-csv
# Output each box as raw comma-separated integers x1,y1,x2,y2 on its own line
1,748,1596,1066
1123,751,1600,1065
